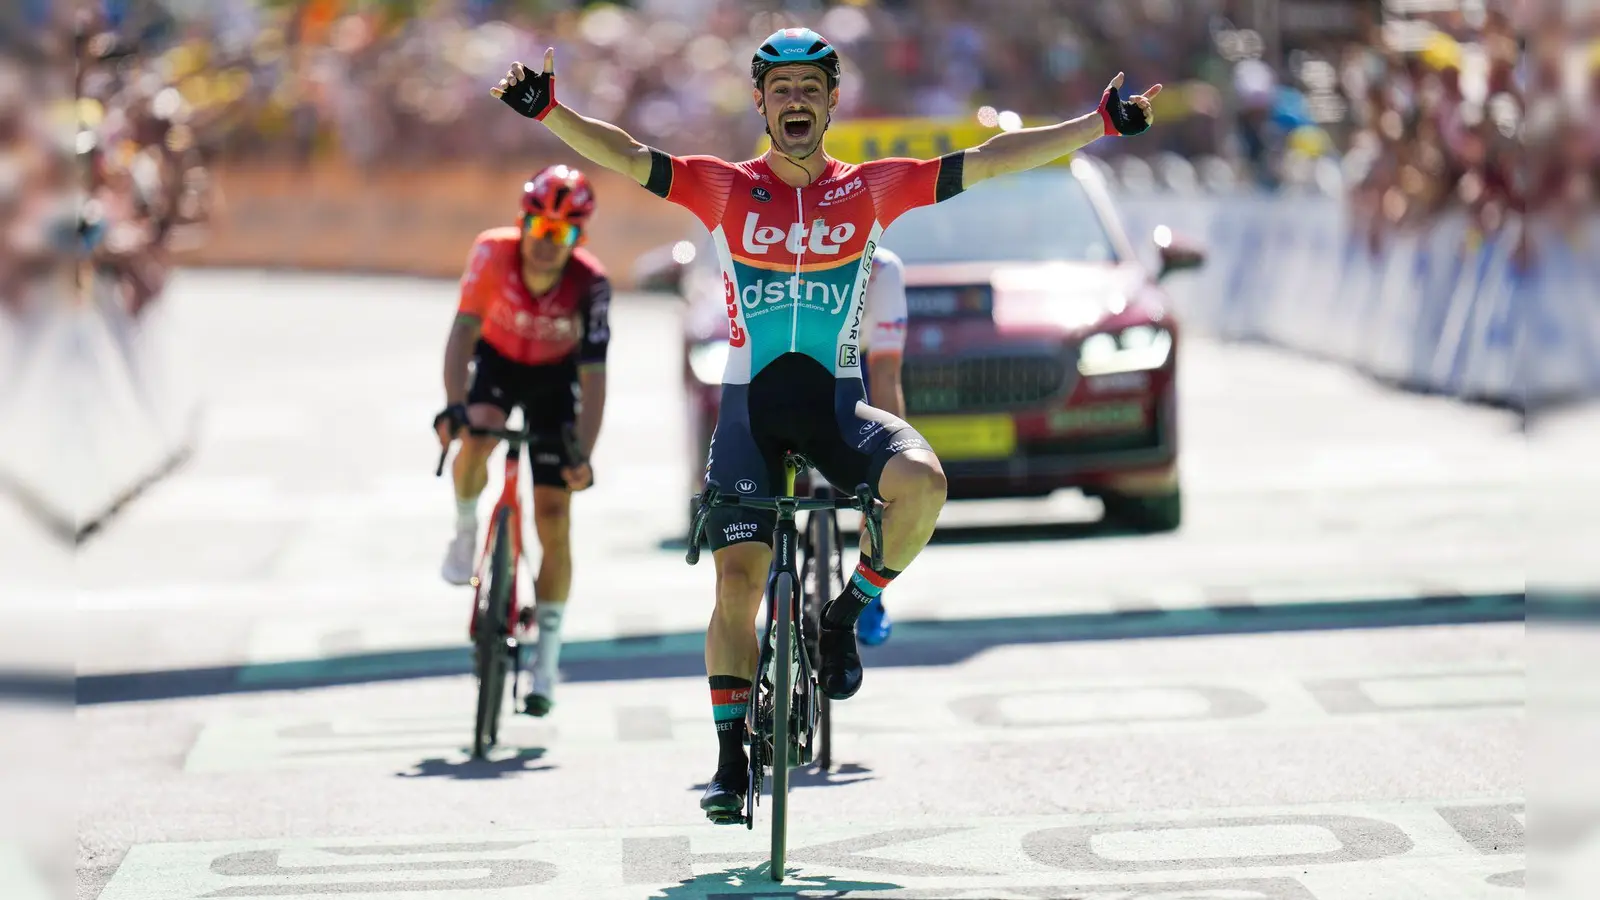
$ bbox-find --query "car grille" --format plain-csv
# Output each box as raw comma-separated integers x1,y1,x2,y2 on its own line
904,353,1069,414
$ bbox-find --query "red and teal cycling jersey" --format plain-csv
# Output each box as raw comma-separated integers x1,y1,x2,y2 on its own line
645,151,964,384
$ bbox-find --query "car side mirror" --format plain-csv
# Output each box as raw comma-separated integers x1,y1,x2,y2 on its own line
633,241,695,295
1154,226,1205,281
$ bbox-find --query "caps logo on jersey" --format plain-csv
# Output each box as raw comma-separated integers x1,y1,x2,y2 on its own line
741,212,856,256
736,479,757,493
751,187,771,203
818,176,864,207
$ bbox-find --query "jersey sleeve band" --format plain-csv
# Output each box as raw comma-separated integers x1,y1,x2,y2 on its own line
645,148,673,198
936,151,965,203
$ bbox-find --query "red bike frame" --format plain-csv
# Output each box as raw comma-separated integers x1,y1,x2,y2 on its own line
466,440,525,640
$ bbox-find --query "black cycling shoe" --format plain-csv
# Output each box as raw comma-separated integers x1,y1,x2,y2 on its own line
700,765,747,824
522,693,552,717
818,620,863,700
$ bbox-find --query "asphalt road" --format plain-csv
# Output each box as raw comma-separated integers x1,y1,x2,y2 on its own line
4,269,1528,899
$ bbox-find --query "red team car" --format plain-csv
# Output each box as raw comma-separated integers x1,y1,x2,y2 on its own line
642,131,1204,534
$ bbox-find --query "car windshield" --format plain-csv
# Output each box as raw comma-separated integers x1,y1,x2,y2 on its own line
882,169,1120,265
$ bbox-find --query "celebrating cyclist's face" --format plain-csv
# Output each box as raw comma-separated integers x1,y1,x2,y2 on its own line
756,65,835,157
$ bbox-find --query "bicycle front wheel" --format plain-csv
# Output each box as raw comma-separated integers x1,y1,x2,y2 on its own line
472,505,515,759
770,569,795,881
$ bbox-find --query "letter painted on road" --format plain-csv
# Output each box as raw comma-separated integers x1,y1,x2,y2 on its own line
1436,802,1524,855
1022,813,1414,871
950,684,1267,728
202,843,554,895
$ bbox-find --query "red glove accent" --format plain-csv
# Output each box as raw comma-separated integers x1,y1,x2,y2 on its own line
1097,88,1118,137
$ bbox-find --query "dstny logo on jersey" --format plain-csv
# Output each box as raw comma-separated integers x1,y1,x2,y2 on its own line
737,271,854,316
741,213,857,257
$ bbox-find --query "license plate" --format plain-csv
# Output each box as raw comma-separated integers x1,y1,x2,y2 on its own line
1048,403,1145,433
910,414,1017,461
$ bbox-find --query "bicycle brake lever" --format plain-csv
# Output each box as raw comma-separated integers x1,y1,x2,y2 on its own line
686,488,715,565
854,483,884,570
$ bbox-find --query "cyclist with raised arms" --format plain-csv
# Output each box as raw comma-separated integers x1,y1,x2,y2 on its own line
490,28,1160,822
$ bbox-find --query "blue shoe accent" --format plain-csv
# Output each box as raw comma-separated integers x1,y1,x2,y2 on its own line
856,594,891,646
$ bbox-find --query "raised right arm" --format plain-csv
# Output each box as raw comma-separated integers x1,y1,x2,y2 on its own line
491,51,653,186
541,105,654,187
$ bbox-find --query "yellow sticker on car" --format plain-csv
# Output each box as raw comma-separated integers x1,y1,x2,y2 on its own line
910,414,1017,461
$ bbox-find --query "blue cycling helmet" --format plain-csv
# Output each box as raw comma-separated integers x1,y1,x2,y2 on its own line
751,27,841,90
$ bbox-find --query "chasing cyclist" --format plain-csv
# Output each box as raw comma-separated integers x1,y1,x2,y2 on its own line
490,27,1159,821
434,164,611,718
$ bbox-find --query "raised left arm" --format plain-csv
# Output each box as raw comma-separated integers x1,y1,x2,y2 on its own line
962,73,1161,189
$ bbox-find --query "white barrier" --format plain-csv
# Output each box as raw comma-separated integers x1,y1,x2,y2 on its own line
1118,192,1599,411
0,278,201,542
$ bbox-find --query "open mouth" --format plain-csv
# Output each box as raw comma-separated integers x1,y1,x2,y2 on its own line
782,114,813,140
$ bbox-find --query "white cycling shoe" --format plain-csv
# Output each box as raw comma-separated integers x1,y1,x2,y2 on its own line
440,529,476,585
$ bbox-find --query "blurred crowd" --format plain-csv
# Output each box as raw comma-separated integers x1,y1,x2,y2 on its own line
2,0,1595,315
1,3,212,319
1330,3,1597,265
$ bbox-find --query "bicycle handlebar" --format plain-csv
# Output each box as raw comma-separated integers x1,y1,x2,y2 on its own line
686,481,884,570
434,422,584,478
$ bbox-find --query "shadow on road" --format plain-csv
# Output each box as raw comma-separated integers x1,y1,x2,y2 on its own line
77,591,1525,705
687,762,875,799
788,762,874,789
395,747,553,781
660,517,1129,555
648,864,902,899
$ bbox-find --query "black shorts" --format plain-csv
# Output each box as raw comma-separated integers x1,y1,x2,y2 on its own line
466,339,582,488
704,353,931,550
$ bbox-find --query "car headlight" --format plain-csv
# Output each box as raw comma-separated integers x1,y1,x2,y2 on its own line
688,340,729,385
1077,326,1172,375
1079,333,1119,364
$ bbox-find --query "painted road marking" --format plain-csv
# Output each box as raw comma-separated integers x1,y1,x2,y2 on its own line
183,667,1522,773
95,799,1522,899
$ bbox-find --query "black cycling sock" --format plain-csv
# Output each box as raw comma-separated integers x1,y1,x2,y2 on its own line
709,675,751,770
823,557,901,628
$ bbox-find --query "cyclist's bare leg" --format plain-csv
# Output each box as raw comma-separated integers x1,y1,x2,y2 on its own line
707,541,770,686
871,448,947,570
701,540,771,816
453,404,508,504
531,486,572,601
526,485,572,711
441,404,505,584
818,448,946,699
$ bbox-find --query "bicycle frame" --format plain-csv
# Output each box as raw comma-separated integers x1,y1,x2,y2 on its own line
469,431,526,639
436,420,582,640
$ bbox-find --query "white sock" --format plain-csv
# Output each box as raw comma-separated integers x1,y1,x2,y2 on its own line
455,497,477,533
533,602,566,694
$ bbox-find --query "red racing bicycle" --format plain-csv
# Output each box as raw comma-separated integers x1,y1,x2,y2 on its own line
436,419,582,759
